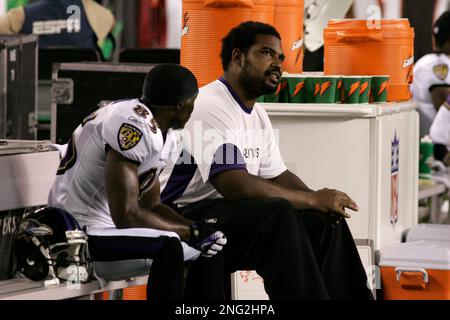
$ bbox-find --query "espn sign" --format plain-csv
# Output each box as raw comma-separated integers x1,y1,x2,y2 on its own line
32,4,81,35
32,19,81,34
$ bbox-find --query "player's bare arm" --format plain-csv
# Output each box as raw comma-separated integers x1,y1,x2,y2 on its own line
270,169,313,192
105,149,193,242
212,169,358,218
430,86,450,110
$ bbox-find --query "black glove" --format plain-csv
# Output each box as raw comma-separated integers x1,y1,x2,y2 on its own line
188,221,227,258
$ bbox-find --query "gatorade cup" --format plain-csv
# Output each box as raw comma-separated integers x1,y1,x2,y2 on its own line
419,136,434,180
334,77,343,103
314,76,339,103
304,76,317,103
278,76,290,103
371,75,389,103
265,77,288,103
256,95,265,103
285,74,306,103
359,76,372,104
342,76,361,104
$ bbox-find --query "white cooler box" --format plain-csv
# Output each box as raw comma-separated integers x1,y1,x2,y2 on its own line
380,240,450,299
0,142,59,211
405,224,450,242
265,101,419,253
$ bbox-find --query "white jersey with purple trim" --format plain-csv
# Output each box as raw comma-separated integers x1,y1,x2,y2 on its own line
159,78,287,208
412,53,450,136
48,98,177,228
430,105,450,150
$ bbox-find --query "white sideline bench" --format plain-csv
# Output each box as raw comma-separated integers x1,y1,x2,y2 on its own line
0,275,148,300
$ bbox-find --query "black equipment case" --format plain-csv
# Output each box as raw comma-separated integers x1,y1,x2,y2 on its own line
0,35,38,140
51,62,155,144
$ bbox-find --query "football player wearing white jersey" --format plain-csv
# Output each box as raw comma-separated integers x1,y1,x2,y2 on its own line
412,11,450,138
430,94,450,164
159,22,372,300
48,64,227,301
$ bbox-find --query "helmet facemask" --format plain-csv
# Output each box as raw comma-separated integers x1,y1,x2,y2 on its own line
14,208,92,286
50,230,90,284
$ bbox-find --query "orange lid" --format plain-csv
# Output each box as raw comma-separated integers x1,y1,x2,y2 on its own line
274,0,303,5
324,19,414,39
183,0,274,5
327,19,411,28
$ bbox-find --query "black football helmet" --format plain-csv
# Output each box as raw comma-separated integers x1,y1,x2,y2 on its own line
14,207,91,284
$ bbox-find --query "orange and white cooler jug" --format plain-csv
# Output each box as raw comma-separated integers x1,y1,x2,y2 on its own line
181,0,275,87
323,19,414,102
273,0,304,73
380,241,450,300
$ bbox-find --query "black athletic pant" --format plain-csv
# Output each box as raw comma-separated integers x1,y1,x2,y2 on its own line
88,235,184,301
180,197,373,300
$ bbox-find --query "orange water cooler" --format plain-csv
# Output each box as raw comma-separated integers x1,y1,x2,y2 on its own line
323,19,414,102
181,0,275,87
380,241,450,300
273,0,304,73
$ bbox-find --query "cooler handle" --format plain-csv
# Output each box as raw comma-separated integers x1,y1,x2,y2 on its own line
395,267,429,290
336,31,384,42
204,0,253,8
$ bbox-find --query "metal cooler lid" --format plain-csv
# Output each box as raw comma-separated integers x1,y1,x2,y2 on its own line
0,34,38,47
380,240,450,270
55,62,155,73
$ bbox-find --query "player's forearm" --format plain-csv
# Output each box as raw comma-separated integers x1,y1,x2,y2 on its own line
151,202,195,238
226,174,316,210
117,204,193,242
270,170,313,192
431,87,450,110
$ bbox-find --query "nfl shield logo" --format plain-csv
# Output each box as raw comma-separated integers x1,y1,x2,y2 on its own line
390,132,400,228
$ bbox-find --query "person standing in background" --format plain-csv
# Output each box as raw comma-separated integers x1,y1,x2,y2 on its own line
0,0,115,59
303,0,354,71
412,11,450,138
430,94,450,164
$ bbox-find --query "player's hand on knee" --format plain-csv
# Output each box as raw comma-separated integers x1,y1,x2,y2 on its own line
188,221,227,257
311,188,359,218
